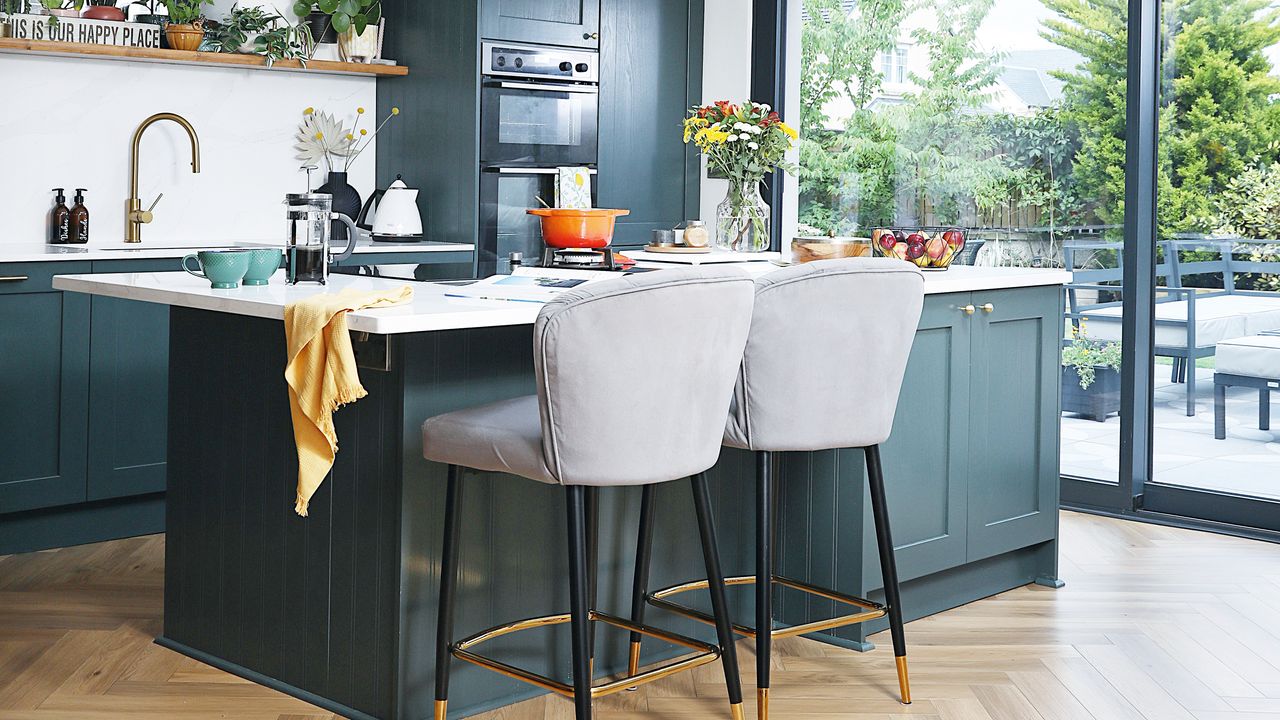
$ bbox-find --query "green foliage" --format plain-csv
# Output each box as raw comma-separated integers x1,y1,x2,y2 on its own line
161,0,210,24
0,0,28,13
1062,329,1122,390
205,4,308,65
1211,161,1280,291
293,0,380,35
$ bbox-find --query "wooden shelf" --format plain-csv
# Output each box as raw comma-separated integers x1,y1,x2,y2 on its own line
0,38,408,77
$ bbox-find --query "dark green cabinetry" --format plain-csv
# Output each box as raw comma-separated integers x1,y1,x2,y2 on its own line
596,0,703,247
481,0,600,47
0,262,91,515
776,285,1064,649
87,259,175,501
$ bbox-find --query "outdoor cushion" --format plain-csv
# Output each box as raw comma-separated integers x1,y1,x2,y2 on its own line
1082,300,1248,348
1197,295,1280,335
1216,335,1280,379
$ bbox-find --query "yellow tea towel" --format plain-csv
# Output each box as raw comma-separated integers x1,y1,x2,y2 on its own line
284,286,414,516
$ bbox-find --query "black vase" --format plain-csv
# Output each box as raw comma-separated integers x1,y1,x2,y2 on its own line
305,10,336,44
135,14,170,48
318,171,362,244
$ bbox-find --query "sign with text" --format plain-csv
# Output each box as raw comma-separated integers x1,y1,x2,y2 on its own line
2,14,161,48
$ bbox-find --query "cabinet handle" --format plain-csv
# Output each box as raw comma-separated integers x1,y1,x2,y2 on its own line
960,304,976,315
584,32,599,40
979,303,995,313
0,275,28,282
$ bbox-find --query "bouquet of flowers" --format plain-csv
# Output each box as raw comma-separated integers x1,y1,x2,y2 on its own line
683,101,796,252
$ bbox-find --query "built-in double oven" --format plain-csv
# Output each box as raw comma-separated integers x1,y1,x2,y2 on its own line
478,41,599,275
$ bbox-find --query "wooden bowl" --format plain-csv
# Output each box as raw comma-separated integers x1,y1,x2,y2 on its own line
791,237,873,263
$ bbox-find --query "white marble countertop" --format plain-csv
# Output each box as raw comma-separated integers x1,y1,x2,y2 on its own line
0,238,474,263
52,265,1070,335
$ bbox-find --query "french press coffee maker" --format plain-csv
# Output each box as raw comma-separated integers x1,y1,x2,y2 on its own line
284,192,361,285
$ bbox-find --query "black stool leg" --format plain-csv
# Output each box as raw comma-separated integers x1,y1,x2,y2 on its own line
755,450,773,720
628,484,658,678
692,473,746,720
865,445,910,705
566,486,594,720
434,465,464,720
585,487,600,677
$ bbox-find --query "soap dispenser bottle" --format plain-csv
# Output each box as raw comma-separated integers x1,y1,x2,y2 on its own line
69,189,89,244
50,188,71,245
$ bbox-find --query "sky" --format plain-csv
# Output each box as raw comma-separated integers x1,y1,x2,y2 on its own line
977,0,1059,51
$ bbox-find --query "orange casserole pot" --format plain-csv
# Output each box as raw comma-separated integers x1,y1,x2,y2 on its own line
526,208,631,249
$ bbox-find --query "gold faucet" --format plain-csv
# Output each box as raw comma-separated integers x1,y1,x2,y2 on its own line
126,113,201,243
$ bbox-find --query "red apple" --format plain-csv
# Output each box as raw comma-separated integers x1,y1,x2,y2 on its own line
943,229,965,249
891,241,911,260
905,239,926,260
875,229,896,251
925,236,948,260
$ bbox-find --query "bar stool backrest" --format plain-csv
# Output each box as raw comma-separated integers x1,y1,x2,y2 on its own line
534,266,756,487
724,258,925,452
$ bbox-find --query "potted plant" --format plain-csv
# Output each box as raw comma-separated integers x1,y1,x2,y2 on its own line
161,0,209,50
82,0,124,20
40,0,83,17
131,0,167,44
293,0,379,61
206,4,306,65
1062,322,1123,422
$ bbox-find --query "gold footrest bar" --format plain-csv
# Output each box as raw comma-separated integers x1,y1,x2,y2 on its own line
451,610,721,700
647,574,886,639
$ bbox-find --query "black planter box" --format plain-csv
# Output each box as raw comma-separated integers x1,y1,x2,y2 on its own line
1062,365,1121,422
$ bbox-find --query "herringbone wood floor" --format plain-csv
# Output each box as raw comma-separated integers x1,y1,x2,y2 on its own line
2,511,1280,719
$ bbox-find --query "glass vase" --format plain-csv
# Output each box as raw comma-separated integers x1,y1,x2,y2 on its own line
715,181,771,252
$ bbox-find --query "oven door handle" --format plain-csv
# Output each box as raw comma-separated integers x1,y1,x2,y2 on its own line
490,80,599,95
485,166,599,175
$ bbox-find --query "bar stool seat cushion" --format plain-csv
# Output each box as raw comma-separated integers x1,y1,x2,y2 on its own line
422,395,556,484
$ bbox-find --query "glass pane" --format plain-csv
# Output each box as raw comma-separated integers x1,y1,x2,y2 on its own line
797,0,1128,486
498,92,583,146
1149,0,1280,501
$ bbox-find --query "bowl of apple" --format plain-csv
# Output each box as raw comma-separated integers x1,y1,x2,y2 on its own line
871,228,966,270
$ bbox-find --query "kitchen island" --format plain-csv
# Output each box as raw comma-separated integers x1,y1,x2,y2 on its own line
54,265,1070,720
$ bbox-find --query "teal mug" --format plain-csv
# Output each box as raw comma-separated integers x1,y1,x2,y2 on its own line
181,250,251,289
242,248,284,286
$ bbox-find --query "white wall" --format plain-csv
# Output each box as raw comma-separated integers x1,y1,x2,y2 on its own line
0,55,376,245
699,0,799,245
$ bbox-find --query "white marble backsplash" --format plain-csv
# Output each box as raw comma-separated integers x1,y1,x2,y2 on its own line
0,54,377,246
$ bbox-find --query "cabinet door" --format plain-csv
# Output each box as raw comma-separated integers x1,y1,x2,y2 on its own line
87,261,171,501
966,286,1062,560
0,264,90,514
597,0,702,247
481,0,600,48
867,293,972,584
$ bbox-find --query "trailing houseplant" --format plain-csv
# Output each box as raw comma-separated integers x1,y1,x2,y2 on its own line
161,0,210,50
205,3,306,63
683,101,797,252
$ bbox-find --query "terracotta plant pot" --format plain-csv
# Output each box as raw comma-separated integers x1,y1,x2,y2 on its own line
165,22,203,51
82,5,126,20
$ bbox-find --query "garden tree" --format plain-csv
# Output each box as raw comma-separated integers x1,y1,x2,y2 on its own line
798,0,1015,231
1164,0,1280,231
1042,0,1280,235
798,0,908,232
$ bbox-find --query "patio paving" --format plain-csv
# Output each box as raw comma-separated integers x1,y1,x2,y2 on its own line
1061,366,1280,500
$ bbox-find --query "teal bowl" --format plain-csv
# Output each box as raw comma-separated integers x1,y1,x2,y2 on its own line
242,248,284,286
181,250,251,289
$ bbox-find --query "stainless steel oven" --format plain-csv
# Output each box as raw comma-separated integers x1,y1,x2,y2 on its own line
478,42,600,274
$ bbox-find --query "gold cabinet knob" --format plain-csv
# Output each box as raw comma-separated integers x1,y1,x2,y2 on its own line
960,304,976,315
979,303,995,313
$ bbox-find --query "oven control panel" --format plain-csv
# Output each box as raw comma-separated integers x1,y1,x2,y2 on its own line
482,42,599,83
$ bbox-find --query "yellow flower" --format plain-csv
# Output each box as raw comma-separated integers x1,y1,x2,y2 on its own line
361,129,368,136
315,132,324,140
779,122,798,140
304,107,314,115
391,107,400,115
357,107,366,114
347,133,355,141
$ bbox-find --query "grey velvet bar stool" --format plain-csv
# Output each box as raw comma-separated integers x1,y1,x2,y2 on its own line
629,258,926,718
422,267,756,720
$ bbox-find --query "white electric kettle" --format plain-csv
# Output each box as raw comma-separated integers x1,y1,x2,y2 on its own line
357,175,424,242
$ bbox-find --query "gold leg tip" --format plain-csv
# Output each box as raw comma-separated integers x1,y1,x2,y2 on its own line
895,655,911,704
434,699,448,720
730,701,745,720
756,688,769,720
